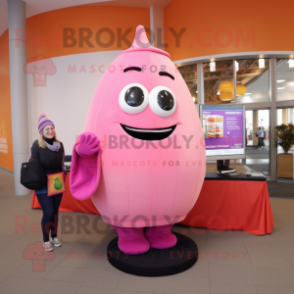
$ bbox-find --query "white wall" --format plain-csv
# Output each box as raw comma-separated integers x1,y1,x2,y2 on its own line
26,51,122,155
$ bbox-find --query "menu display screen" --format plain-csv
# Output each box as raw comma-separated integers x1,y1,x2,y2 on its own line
201,105,245,158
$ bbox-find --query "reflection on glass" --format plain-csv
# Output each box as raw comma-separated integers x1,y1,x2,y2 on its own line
277,108,294,125
204,60,233,104
179,59,270,105
178,65,197,104
235,59,270,104
277,59,294,101
277,108,294,154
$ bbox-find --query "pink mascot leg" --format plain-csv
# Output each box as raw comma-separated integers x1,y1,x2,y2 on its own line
112,226,150,255
145,225,177,249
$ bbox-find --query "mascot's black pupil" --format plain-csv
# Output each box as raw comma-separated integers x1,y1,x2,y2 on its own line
157,90,174,111
125,87,144,107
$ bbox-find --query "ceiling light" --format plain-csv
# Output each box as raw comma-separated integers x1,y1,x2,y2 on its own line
192,97,196,102
210,62,216,72
259,59,265,68
244,93,252,95
277,80,285,83
217,91,220,95
277,87,285,90
196,91,198,93
289,59,294,68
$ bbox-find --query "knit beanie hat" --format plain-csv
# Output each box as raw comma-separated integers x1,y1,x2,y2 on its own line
38,113,55,133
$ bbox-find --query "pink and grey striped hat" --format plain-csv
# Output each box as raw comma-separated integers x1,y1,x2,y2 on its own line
38,114,55,133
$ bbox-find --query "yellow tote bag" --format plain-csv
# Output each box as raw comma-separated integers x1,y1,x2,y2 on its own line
47,172,66,196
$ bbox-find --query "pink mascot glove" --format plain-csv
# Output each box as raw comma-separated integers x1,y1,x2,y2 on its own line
75,133,100,157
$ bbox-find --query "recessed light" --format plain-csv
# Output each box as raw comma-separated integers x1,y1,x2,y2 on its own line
277,80,285,83
210,62,216,72
259,59,265,68
244,93,252,95
217,91,220,95
277,87,285,90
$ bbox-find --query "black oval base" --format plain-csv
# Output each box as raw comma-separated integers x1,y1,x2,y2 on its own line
107,232,198,277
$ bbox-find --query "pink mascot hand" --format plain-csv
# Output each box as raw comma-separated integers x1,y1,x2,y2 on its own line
75,133,100,157
70,132,101,200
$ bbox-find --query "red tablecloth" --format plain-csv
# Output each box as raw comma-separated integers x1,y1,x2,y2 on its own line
181,180,273,235
32,176,273,235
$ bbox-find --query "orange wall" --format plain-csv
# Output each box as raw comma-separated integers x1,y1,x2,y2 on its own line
0,30,13,171
26,6,150,59
0,5,149,171
164,0,294,61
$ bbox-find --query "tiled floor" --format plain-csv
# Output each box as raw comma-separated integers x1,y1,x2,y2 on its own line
1,169,294,294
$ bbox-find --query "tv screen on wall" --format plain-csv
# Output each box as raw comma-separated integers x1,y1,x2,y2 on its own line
200,104,245,160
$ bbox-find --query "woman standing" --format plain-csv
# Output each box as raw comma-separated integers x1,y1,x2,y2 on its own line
30,114,65,252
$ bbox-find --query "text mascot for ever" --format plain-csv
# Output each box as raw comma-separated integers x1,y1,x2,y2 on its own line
70,25,206,267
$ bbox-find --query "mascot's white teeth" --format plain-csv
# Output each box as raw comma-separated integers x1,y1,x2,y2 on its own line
124,126,173,133
121,124,176,141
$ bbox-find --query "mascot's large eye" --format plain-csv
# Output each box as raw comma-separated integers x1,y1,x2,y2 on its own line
149,86,176,117
119,83,149,114
125,87,144,107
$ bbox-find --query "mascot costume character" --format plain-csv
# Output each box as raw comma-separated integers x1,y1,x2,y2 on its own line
70,25,206,256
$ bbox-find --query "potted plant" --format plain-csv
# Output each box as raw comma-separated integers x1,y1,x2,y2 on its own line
275,124,294,178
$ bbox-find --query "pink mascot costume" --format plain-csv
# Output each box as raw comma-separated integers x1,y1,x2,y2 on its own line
70,25,206,255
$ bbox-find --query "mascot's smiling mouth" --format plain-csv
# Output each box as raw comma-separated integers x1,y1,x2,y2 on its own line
121,124,177,141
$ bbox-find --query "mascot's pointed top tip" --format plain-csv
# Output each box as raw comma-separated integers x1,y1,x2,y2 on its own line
131,25,151,48
123,25,170,57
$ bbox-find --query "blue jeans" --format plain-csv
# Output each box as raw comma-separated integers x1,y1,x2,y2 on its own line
36,192,63,242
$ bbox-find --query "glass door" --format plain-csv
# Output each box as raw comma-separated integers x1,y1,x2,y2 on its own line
245,109,270,176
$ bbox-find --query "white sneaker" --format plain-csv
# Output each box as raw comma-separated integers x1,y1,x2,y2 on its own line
51,237,62,247
43,241,53,251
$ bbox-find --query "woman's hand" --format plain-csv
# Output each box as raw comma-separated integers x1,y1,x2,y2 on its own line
75,133,100,157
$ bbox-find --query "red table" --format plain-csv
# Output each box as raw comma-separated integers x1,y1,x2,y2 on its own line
32,173,274,235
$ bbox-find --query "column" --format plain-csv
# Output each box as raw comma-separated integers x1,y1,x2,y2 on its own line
197,63,204,105
282,109,288,124
150,6,165,49
7,0,29,195
269,58,277,181
252,110,258,146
